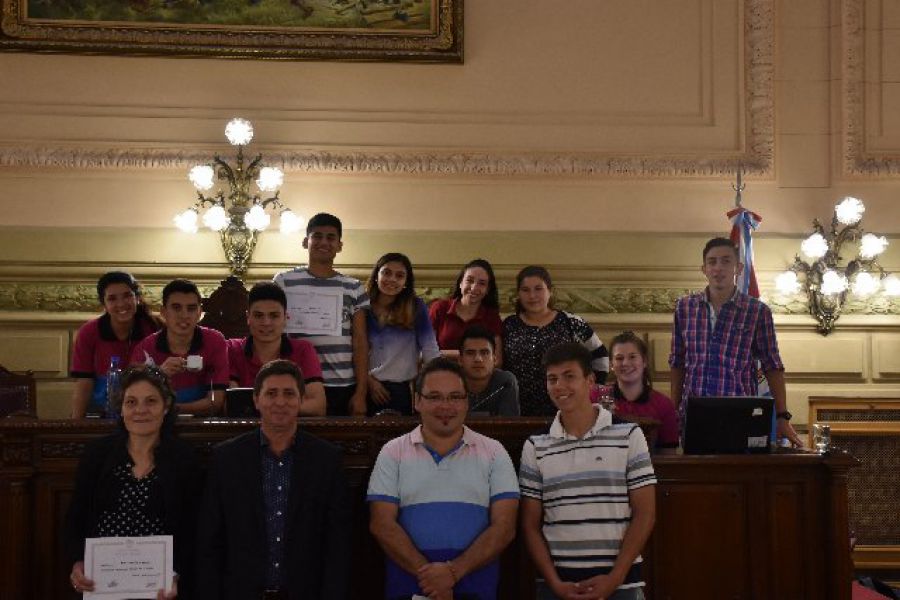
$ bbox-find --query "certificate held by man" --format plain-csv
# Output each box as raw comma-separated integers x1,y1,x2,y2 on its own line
284,287,344,336
83,535,173,599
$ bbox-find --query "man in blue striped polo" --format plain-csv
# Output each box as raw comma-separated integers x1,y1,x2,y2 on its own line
368,358,520,600
519,342,657,600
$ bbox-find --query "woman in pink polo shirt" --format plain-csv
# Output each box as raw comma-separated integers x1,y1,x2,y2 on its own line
428,258,503,364
70,272,159,418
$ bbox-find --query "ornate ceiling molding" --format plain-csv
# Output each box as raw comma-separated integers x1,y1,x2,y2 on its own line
0,0,774,178
841,0,900,176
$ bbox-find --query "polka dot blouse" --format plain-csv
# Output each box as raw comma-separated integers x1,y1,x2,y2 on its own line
95,462,164,538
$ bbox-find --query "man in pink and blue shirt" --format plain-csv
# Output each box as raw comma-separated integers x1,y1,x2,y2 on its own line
367,358,519,600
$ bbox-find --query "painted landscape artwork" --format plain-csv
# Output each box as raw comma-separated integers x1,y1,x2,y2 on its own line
2,0,459,60
25,0,432,30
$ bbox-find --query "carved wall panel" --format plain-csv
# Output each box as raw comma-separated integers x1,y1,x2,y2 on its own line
0,0,774,178
842,0,900,175
0,330,68,376
776,333,866,378
872,333,900,379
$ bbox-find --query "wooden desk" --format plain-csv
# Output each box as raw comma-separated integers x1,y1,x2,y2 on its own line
0,418,856,600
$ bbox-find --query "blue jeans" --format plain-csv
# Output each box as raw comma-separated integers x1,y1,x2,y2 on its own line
535,580,646,600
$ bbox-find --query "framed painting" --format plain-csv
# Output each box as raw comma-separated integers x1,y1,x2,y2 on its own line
0,0,462,61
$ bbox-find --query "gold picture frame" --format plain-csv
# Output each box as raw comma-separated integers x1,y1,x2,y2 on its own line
0,0,462,61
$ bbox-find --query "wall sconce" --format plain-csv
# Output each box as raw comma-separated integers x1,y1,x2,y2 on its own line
173,118,304,276
775,196,900,335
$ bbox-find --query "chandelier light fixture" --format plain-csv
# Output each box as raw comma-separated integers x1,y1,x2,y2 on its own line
174,118,304,276
775,196,899,335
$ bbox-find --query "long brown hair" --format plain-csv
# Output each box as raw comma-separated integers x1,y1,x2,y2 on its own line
366,253,417,329
451,259,500,309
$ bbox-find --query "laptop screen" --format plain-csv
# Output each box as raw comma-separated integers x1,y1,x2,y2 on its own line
683,396,774,454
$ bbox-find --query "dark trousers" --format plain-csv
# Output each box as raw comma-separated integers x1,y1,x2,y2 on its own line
367,380,413,416
325,384,356,416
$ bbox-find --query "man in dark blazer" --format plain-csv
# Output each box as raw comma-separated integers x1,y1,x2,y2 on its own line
196,359,351,600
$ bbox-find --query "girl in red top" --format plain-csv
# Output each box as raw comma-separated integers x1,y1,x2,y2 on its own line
70,272,159,418
606,331,680,452
428,258,503,364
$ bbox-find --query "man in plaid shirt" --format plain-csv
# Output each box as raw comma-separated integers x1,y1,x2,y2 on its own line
669,237,801,446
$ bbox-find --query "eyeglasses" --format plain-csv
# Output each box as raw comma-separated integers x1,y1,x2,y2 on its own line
419,393,468,405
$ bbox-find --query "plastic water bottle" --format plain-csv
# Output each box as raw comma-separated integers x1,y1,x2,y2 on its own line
106,356,122,419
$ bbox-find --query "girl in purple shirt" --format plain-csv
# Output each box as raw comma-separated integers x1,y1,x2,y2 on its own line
365,253,441,415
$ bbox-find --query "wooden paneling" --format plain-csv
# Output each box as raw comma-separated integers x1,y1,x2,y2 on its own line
0,418,857,600
649,482,749,599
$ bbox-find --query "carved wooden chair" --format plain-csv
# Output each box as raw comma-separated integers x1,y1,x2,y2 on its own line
0,364,37,418
200,276,249,339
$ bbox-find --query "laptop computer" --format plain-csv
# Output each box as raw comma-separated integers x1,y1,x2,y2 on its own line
683,396,774,454
225,387,259,418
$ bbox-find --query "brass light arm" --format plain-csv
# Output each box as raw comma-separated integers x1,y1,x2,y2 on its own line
175,118,301,276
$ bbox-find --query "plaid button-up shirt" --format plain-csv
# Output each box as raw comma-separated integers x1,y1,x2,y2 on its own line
669,288,783,404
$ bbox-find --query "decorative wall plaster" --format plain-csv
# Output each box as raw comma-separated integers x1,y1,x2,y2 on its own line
2,280,897,316
842,0,900,176
0,0,775,178
0,283,215,312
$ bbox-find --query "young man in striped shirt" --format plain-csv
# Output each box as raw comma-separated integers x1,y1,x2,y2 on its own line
519,342,656,600
274,212,369,416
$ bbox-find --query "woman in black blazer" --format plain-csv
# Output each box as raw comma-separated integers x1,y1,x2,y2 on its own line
64,365,203,598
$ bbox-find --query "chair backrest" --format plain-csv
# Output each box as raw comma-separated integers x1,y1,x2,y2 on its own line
0,364,36,418
200,276,249,339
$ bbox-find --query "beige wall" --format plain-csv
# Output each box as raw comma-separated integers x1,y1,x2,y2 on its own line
1,0,899,419
0,0,898,232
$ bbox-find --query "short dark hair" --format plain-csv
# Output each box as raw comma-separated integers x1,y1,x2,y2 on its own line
306,212,343,238
459,324,496,352
162,278,201,306
415,357,468,394
451,259,500,309
702,237,739,261
254,359,305,397
113,365,178,432
97,271,139,303
248,282,287,310
515,265,554,314
542,342,592,377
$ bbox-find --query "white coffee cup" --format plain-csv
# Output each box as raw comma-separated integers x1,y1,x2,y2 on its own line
186,355,203,372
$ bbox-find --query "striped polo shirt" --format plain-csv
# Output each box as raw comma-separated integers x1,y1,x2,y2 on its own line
367,425,520,600
518,408,656,589
273,267,369,387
